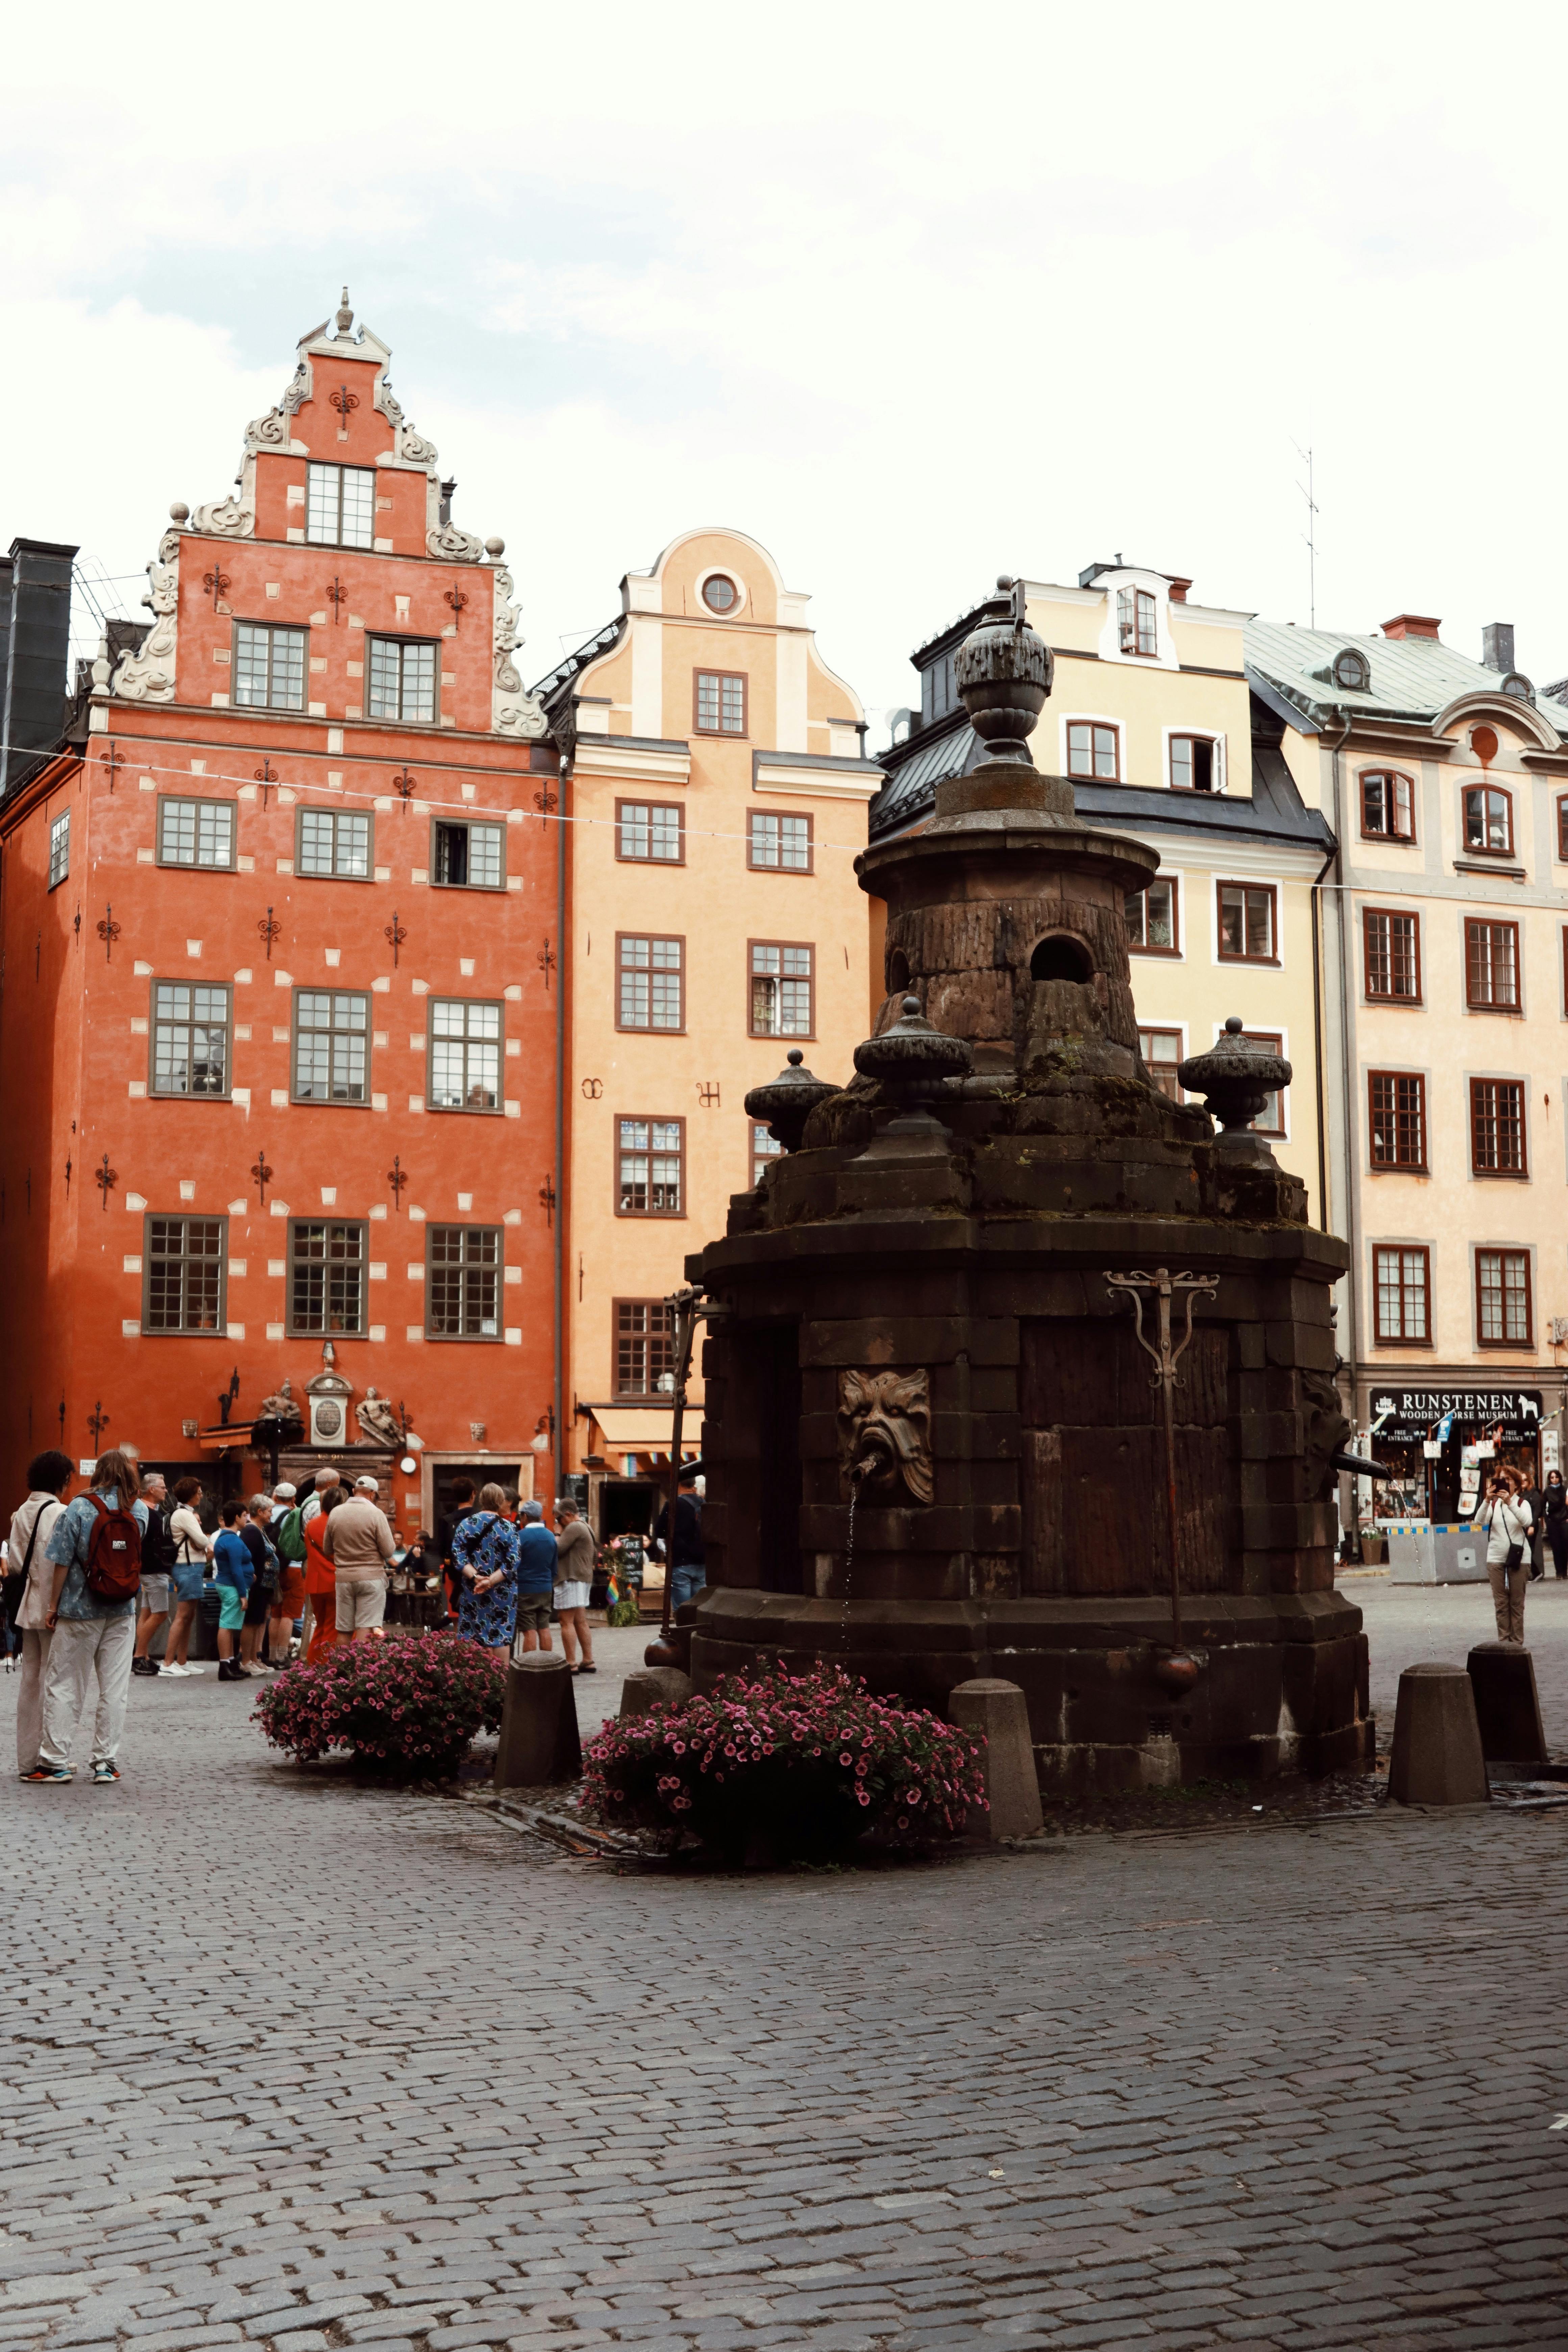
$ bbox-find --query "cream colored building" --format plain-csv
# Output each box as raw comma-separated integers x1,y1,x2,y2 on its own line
536,528,879,1517
874,561,1332,1207
1248,613,1568,1509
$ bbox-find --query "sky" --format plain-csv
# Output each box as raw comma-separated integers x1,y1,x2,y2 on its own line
5,0,1567,738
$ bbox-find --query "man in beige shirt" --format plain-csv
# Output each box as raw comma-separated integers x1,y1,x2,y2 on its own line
322,1475,395,1639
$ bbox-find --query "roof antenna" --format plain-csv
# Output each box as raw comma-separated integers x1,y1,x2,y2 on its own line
1291,438,1317,628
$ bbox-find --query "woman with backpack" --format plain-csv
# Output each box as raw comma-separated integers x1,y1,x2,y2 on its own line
30,1450,148,1785
161,1478,214,1677
267,1485,308,1663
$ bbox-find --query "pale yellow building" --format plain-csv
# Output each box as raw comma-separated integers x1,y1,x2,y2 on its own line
1248,612,1568,1509
874,561,1331,1207
536,528,880,1523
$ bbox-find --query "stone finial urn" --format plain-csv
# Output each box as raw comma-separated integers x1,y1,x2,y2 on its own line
854,995,973,1133
743,1049,838,1156
1178,1018,1292,1157
953,576,1054,764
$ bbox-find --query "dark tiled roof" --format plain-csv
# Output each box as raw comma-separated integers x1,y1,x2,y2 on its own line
531,615,625,709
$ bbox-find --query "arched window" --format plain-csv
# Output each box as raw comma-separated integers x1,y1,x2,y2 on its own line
1463,784,1514,858
1360,770,1415,842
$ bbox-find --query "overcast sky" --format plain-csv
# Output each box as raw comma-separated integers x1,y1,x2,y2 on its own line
5,3,1565,737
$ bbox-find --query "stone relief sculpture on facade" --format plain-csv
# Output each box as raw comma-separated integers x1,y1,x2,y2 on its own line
191,494,254,538
355,1388,406,1449
491,564,547,738
427,521,485,563
111,530,180,702
837,1369,934,1505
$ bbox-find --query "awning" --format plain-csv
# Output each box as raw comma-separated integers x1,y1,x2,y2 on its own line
585,1405,701,1453
196,1422,257,1451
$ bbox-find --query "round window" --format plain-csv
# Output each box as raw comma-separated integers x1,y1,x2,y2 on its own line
702,573,738,614
1471,725,1499,765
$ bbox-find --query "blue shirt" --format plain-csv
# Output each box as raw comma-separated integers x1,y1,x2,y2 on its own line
45,1490,151,1621
515,1523,559,1594
213,1528,254,1594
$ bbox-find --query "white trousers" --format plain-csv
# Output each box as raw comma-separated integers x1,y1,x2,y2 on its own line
15,1627,53,1771
40,1614,136,1768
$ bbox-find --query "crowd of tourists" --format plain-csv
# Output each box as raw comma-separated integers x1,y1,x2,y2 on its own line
1,1449,700,1786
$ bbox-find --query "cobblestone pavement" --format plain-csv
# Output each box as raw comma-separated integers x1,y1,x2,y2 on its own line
1347,1571,1568,1750
3,1636,1567,2352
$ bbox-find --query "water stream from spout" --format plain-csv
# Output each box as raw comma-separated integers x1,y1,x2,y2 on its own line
840,1474,860,1653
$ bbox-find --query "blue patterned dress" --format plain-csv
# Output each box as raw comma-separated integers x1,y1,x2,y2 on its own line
451,1512,521,1649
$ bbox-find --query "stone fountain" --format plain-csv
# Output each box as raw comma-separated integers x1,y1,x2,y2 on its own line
689,581,1371,1791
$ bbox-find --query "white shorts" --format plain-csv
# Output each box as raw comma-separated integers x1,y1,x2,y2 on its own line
335,1578,387,1632
555,1582,591,1612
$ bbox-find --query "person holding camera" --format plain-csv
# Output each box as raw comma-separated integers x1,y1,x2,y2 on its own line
1476,1470,1534,1646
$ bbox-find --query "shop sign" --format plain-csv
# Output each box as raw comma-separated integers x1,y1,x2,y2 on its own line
1367,1388,1543,1445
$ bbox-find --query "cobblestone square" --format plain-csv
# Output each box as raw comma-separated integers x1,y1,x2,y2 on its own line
3,1588,1566,2352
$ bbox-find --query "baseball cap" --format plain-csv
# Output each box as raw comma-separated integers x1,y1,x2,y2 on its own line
354,1474,381,1491
272,1482,297,1500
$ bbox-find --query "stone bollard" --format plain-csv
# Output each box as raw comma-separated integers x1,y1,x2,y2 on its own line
1466,1644,1548,1765
1387,1662,1490,1806
619,1666,693,1722
948,1677,1045,1841
493,1653,582,1791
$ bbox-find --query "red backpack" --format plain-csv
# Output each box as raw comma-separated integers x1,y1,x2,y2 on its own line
83,1493,143,1603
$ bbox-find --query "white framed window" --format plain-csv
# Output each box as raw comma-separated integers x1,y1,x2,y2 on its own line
234,622,307,711
368,637,438,724
48,809,70,888
158,797,236,870
306,463,375,549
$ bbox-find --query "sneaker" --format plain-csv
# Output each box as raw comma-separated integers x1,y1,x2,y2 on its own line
161,1661,188,1677
91,1761,120,1784
131,1657,151,1676
217,1661,240,1681
24,1764,71,1783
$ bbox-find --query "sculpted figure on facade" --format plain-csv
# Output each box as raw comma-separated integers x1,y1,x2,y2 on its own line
355,1387,405,1449
837,1369,934,1505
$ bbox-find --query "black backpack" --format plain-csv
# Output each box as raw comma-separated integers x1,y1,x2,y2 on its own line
141,1504,176,1579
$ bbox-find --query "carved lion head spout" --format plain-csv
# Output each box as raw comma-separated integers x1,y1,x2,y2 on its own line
837,1369,933,1506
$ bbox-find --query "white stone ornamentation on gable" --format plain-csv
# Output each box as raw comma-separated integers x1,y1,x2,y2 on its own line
427,522,484,563
191,495,254,538
112,532,181,703
491,565,546,739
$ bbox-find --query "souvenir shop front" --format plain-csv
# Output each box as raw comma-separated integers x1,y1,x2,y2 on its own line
1359,1386,1553,1522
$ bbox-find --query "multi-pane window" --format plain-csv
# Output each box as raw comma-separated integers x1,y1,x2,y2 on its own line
1368,1071,1427,1170
617,802,683,864
749,811,812,872
1374,1246,1430,1344
233,621,306,711
1477,1249,1532,1347
617,1117,684,1215
1364,909,1421,1002
1169,736,1216,792
752,1121,783,1186
1117,585,1157,656
158,797,235,869
144,1216,224,1333
428,999,501,1111
48,810,70,888
1361,771,1415,841
432,818,503,889
1218,882,1277,961
368,636,437,723
1465,920,1520,1011
617,935,684,1031
1125,879,1178,952
1138,1027,1183,1101
694,671,746,735
750,941,813,1036
306,462,374,549
426,1226,501,1339
152,982,230,1097
298,808,371,878
1238,1029,1285,1137
289,1220,367,1336
1471,1078,1526,1176
1463,785,1514,856
293,990,369,1103
614,1298,673,1396
1067,722,1119,780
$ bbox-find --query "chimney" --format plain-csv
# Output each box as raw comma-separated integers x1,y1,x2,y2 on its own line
1380,613,1442,642
0,537,77,798
1481,621,1515,673
1166,577,1192,604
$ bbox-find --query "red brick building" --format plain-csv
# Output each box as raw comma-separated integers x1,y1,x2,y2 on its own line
0,295,562,1537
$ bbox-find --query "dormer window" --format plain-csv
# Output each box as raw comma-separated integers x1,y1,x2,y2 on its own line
1332,648,1369,691
1501,672,1535,703
1117,586,1157,657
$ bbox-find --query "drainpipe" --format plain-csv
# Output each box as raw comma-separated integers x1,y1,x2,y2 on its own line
1326,704,1360,1547
554,753,569,1503
1309,842,1334,1234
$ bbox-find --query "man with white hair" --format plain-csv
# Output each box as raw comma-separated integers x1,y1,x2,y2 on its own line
131,1472,173,1677
513,1498,558,1655
322,1474,395,1642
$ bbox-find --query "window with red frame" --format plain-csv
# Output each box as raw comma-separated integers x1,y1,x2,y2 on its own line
1361,770,1415,841
1374,1246,1430,1344
1470,1078,1526,1175
1463,785,1514,856
1476,1249,1532,1347
1117,586,1157,656
1364,909,1421,1002
1368,1071,1427,1170
1465,920,1520,1012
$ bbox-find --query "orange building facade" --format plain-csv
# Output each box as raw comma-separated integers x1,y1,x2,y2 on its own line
0,296,561,1536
